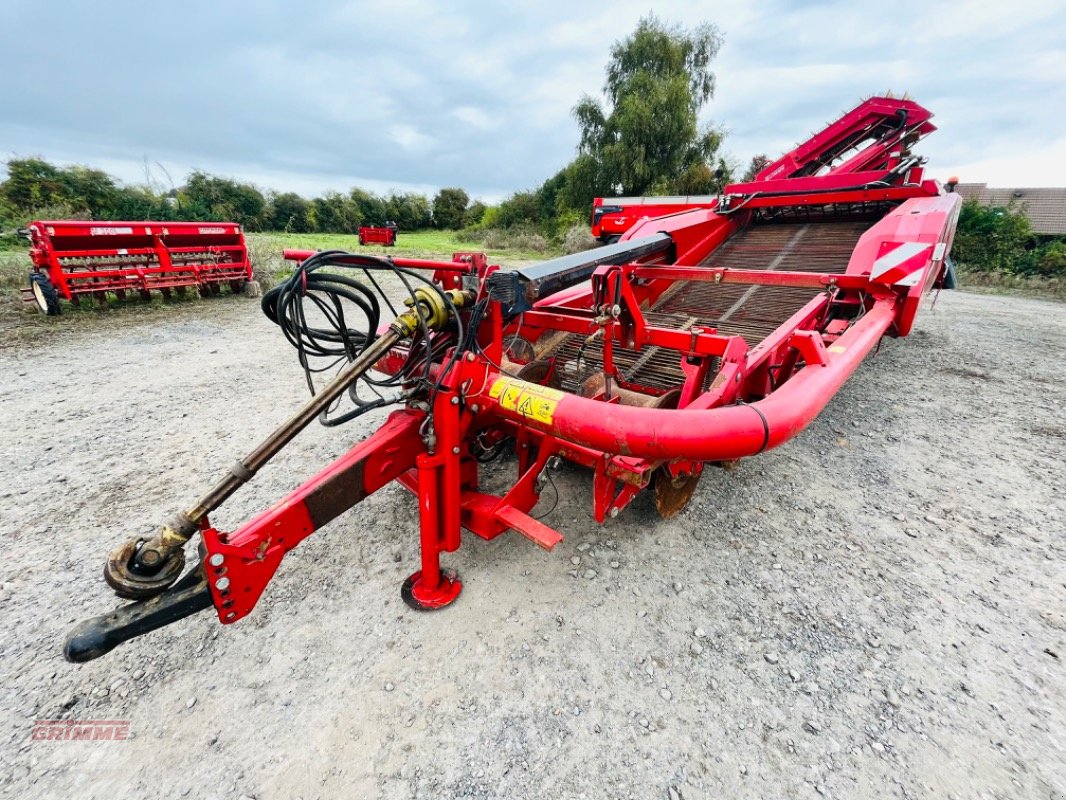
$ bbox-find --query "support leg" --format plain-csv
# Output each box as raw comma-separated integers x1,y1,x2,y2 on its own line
402,452,462,610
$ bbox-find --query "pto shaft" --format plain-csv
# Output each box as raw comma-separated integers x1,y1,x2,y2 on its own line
105,286,468,599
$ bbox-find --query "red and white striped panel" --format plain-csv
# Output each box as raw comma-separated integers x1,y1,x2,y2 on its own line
870,241,933,286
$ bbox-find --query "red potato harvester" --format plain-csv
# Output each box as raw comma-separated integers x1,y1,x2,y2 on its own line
65,96,961,662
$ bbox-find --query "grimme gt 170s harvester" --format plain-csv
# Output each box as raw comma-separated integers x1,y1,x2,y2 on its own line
65,96,960,662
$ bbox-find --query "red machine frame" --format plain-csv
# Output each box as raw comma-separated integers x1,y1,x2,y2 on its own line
65,96,962,661
217,191,956,621
22,220,251,314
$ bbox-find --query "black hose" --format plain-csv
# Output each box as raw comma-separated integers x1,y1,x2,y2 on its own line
262,250,462,426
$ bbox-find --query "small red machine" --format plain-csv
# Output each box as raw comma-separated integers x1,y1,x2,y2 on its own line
21,220,251,314
65,96,960,662
358,224,398,246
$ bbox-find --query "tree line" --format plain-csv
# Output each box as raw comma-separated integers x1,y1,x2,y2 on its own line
0,158,482,234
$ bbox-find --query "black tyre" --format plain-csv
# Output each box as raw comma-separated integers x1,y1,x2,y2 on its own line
28,272,61,315
358,234,366,246
941,256,958,290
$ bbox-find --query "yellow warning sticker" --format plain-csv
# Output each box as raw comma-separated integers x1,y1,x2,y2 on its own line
827,344,846,354
489,377,563,425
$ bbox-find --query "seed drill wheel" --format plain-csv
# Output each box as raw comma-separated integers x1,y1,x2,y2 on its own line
28,272,61,315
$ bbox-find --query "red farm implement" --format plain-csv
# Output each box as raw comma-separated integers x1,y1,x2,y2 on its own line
22,220,252,314
65,95,961,662
358,224,398,246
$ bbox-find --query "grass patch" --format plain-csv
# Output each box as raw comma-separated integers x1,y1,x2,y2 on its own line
246,230,562,295
957,269,1065,301
0,249,28,291
250,230,562,263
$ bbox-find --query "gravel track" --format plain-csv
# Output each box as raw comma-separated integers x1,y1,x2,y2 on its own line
0,290,1062,800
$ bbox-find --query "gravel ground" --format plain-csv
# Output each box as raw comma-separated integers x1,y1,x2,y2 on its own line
0,290,1062,800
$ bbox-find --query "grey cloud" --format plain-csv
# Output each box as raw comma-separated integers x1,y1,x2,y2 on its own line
2,0,1063,197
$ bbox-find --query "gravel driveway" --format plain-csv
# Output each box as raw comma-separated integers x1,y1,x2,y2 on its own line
0,290,1062,799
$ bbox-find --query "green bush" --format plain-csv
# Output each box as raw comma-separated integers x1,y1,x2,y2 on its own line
0,157,470,237
562,223,597,254
1027,240,1066,277
454,227,550,253
952,198,1065,278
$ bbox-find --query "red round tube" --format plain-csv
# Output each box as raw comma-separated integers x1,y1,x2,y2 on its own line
482,301,897,462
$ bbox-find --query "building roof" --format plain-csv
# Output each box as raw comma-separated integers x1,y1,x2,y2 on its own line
954,183,1066,236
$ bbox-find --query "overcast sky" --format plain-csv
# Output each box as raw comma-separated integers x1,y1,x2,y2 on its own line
2,1,1063,202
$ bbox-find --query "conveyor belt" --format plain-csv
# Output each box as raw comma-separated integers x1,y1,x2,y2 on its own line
551,310,700,393
545,219,872,394
654,220,871,342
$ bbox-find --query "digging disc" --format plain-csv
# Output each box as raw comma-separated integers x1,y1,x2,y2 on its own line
654,469,702,519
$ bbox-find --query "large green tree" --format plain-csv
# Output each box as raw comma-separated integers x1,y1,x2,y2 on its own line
179,172,267,229
432,187,469,229
350,188,387,226
0,158,119,214
386,192,433,230
489,16,731,233
270,192,315,232
312,192,361,234
572,16,727,197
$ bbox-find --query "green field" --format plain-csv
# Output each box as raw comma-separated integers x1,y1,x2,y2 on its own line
249,230,560,264
0,229,560,301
